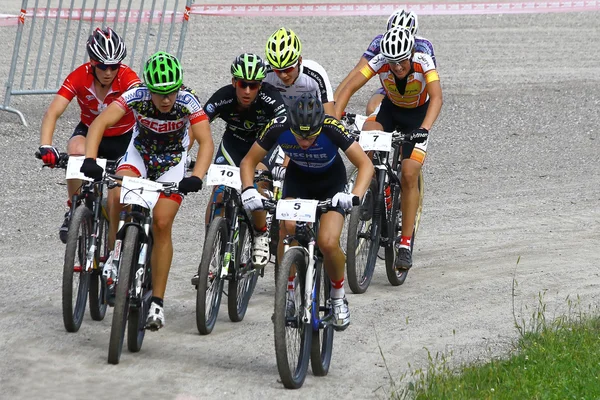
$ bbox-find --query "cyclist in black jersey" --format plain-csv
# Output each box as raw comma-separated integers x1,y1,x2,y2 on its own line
240,93,373,331
203,53,287,268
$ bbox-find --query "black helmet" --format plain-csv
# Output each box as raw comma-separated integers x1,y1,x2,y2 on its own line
288,93,325,138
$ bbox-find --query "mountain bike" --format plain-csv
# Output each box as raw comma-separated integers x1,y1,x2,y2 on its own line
342,113,424,290
267,197,358,389
106,174,179,364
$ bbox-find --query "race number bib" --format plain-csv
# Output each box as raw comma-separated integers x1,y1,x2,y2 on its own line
65,156,107,181
358,130,393,152
119,176,162,210
206,164,241,191
276,199,319,223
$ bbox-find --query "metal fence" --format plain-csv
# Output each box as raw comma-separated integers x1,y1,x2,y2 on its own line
1,0,192,126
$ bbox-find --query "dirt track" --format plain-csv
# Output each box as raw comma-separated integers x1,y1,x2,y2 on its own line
1,5,600,399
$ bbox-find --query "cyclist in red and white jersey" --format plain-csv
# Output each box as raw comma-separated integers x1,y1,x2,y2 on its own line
335,9,436,116
38,27,141,243
335,27,443,272
263,27,335,116
80,52,214,330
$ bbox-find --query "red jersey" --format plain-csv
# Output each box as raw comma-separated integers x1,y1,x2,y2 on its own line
57,63,141,137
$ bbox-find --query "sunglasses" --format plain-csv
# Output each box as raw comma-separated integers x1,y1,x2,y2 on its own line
92,62,120,71
235,79,261,90
273,60,299,74
291,126,321,140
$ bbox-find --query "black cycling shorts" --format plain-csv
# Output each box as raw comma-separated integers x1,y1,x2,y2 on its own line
214,131,280,169
282,156,347,216
71,121,132,161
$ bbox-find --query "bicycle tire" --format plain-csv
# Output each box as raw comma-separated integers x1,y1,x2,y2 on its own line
128,233,152,352
62,205,92,333
108,225,138,364
274,248,311,389
346,178,378,294
89,200,109,321
310,259,334,376
228,221,258,322
196,217,227,335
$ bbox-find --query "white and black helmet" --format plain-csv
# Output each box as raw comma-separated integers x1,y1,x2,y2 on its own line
87,27,127,65
386,9,419,36
380,27,414,63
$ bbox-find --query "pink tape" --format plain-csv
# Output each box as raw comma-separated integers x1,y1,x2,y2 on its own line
0,9,185,25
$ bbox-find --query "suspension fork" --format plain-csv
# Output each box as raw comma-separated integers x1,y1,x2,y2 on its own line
134,215,152,298
221,200,239,279
372,151,389,241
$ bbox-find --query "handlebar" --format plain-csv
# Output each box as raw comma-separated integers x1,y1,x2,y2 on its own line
261,195,359,214
35,152,119,173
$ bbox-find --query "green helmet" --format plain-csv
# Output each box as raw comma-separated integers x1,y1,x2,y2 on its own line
265,27,302,69
143,51,183,94
231,53,267,81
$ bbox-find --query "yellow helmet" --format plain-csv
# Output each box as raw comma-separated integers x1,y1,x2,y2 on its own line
265,27,302,69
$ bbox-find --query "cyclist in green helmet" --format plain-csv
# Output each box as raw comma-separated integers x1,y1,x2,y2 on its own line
81,51,214,330
198,52,287,271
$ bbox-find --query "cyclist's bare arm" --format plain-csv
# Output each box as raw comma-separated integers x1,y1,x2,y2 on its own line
334,72,370,120
345,141,374,198
85,102,126,159
334,56,369,102
40,95,70,146
189,119,214,180
240,142,268,189
420,80,443,130
323,101,336,117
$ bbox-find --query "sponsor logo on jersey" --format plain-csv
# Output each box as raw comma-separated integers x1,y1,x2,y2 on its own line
258,92,277,105
137,115,186,132
244,120,255,130
415,54,431,68
205,103,215,113
216,156,225,163
86,95,96,101
215,99,233,107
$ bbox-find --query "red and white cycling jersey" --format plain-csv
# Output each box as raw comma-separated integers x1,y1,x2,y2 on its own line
361,53,439,108
57,63,141,137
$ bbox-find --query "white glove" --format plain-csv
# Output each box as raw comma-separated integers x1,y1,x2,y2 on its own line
272,166,286,181
332,192,357,210
241,187,266,211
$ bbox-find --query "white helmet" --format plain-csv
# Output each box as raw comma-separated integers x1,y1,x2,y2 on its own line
87,27,127,65
386,9,419,36
380,27,414,63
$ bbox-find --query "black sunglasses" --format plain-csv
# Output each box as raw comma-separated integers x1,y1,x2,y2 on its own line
93,62,120,71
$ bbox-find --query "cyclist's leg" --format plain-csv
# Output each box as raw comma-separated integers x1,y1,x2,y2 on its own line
65,122,88,201
365,87,386,116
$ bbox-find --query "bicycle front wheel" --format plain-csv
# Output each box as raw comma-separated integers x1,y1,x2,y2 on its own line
196,217,226,335
89,199,109,321
128,234,152,352
274,248,311,389
310,259,334,376
108,225,138,364
62,205,92,333
228,222,258,322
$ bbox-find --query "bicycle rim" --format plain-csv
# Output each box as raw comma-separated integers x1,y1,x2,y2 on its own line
89,206,109,321
228,222,258,322
310,260,334,376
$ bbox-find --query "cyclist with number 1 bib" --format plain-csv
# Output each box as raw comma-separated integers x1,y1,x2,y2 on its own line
38,27,141,243
335,9,436,116
200,53,287,271
334,27,443,272
240,93,373,331
80,51,214,330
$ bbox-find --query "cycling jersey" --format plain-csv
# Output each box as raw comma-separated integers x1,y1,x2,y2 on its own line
363,34,437,66
361,53,439,109
114,85,207,179
57,63,141,137
256,115,354,173
203,82,286,143
264,59,334,107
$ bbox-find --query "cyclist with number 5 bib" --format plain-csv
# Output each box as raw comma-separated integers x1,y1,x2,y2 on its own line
80,51,214,330
334,27,443,272
200,53,287,270
240,93,373,331
38,27,141,243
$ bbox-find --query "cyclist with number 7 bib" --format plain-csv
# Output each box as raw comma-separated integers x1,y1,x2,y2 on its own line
334,27,443,271
240,93,373,331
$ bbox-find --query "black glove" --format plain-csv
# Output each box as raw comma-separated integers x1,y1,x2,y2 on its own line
80,157,104,181
178,176,203,194
38,145,60,167
409,127,429,143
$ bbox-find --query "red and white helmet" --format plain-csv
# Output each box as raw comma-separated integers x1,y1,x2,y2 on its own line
86,27,127,65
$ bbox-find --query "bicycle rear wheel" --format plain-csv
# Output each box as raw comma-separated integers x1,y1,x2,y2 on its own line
108,225,137,364
228,222,258,322
196,217,226,335
89,200,109,321
128,234,153,352
274,248,311,389
62,205,92,333
310,259,334,376
346,178,378,294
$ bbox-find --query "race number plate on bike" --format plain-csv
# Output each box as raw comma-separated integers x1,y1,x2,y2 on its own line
206,164,241,191
276,199,319,223
358,130,393,152
119,176,162,210
65,156,107,181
